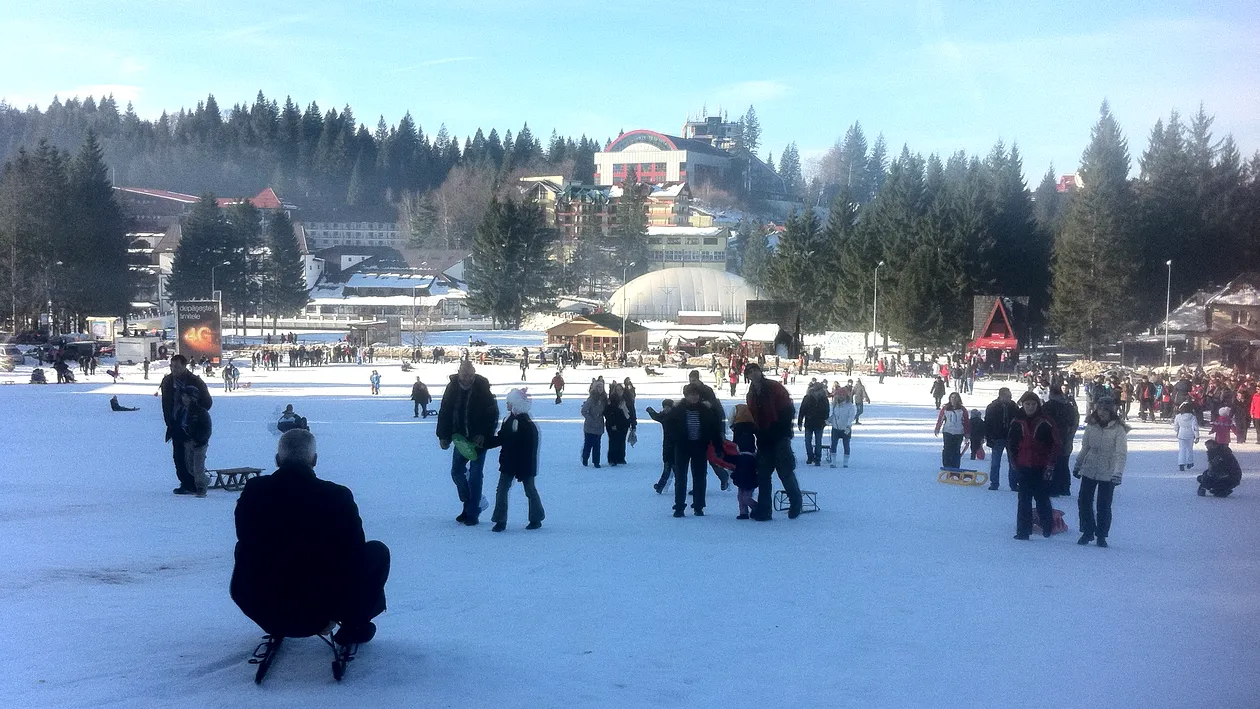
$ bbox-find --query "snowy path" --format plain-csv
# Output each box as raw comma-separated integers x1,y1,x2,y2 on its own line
2,362,1257,708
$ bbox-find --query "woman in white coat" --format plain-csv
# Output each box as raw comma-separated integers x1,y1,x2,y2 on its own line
1172,402,1199,471
1072,396,1129,548
828,387,857,468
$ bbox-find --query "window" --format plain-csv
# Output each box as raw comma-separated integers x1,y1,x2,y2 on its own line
685,238,699,245
666,237,681,245
649,238,662,245
703,237,719,245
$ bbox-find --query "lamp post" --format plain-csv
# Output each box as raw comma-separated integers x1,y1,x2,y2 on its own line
210,260,231,300
621,261,635,354
872,260,885,351
1165,259,1173,368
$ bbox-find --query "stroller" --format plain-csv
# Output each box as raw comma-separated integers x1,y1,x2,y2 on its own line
1198,440,1242,497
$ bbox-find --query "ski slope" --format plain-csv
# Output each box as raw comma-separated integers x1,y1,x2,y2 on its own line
2,358,1257,708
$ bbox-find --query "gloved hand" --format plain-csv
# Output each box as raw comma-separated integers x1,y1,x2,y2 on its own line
1072,467,1081,479
1110,475,1122,485
439,439,451,450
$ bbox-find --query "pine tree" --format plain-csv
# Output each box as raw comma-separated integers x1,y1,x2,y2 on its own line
168,195,230,302
467,198,557,328
1050,101,1140,354
765,210,831,331
65,131,132,320
614,171,649,278
738,219,771,290
778,143,804,197
260,210,307,329
740,105,761,154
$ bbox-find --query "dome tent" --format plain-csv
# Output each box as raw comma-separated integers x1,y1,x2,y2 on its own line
607,268,752,323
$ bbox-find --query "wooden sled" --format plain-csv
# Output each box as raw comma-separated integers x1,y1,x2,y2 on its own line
937,467,988,486
209,467,263,491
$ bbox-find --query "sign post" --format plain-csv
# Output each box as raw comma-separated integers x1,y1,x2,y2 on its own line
175,300,223,364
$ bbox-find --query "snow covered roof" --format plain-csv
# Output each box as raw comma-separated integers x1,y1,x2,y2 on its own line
646,226,727,237
307,290,467,308
345,272,436,290
1210,286,1260,306
743,323,782,342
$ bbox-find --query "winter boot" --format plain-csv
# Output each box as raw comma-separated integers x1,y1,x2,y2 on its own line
492,522,506,532
1077,533,1093,545
829,459,836,469
988,482,999,490
525,521,542,530
1095,537,1108,548
653,482,664,494
673,509,685,518
1197,485,1207,497
843,455,849,468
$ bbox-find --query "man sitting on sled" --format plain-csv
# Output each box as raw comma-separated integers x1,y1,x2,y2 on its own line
231,429,389,645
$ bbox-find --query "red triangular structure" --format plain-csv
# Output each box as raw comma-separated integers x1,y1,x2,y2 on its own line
970,298,1018,350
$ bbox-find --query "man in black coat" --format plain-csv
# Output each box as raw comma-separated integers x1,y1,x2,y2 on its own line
160,354,213,495
745,363,803,520
797,381,830,466
436,360,500,525
664,383,725,517
1041,385,1080,497
983,387,1020,491
410,377,432,418
231,429,389,645
687,369,730,489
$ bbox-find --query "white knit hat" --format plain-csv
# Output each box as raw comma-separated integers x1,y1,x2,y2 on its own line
1219,406,1232,417
507,388,532,415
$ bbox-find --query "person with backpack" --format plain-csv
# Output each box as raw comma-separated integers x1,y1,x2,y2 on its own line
1072,397,1128,547
1008,392,1061,540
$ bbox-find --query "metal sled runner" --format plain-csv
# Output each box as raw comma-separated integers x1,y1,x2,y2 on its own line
773,489,819,513
937,467,988,486
210,467,263,492
249,632,359,684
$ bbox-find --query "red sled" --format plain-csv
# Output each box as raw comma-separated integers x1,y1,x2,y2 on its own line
1031,508,1069,535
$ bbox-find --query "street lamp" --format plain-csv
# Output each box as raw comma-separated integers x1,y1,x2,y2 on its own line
1164,259,1173,368
46,260,64,337
621,261,635,355
210,260,231,300
872,260,886,351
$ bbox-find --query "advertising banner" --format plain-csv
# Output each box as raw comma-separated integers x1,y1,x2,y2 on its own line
87,317,118,342
175,300,223,364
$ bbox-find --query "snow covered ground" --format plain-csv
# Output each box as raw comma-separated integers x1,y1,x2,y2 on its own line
2,358,1258,708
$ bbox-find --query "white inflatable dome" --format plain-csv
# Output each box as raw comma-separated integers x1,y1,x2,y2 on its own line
607,267,753,322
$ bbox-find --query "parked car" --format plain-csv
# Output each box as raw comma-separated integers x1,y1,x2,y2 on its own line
1,344,24,366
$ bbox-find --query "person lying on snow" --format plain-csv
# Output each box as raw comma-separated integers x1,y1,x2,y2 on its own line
109,395,138,412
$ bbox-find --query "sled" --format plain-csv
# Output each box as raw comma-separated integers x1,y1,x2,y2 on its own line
452,433,479,461
773,489,819,513
937,467,988,486
210,467,263,492
1031,507,1069,535
249,632,359,684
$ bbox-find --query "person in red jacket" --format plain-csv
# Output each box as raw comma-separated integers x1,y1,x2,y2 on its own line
1250,387,1260,443
745,362,804,520
550,372,565,404
1007,391,1061,540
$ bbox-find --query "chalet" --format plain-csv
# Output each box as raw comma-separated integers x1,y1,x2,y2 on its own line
546,313,649,353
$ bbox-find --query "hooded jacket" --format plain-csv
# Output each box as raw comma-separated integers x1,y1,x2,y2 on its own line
580,393,607,435
1074,415,1129,483
798,384,830,429
983,398,1019,445
486,395,540,481
436,373,499,442
160,369,213,441
1172,412,1199,441
828,399,857,433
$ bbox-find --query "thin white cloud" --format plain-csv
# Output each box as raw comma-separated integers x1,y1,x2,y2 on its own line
388,57,476,74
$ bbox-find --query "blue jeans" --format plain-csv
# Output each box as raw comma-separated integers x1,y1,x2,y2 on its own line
582,432,602,466
988,439,1007,486
450,448,486,520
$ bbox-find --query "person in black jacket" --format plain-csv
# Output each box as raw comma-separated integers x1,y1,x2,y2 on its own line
231,429,389,645
646,399,676,493
687,369,731,490
1198,440,1242,497
1041,386,1080,497
983,387,1019,491
410,377,432,418
160,354,213,495
436,360,500,525
797,381,830,466
745,363,803,520
180,390,213,497
930,376,947,409
604,382,636,466
664,383,725,517
486,388,545,531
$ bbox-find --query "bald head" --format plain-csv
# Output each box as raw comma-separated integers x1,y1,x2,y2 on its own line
277,429,318,468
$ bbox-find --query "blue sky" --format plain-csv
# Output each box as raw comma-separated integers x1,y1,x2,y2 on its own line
3,1,1257,182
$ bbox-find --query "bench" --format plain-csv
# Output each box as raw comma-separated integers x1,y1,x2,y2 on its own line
774,489,819,513
209,467,263,491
